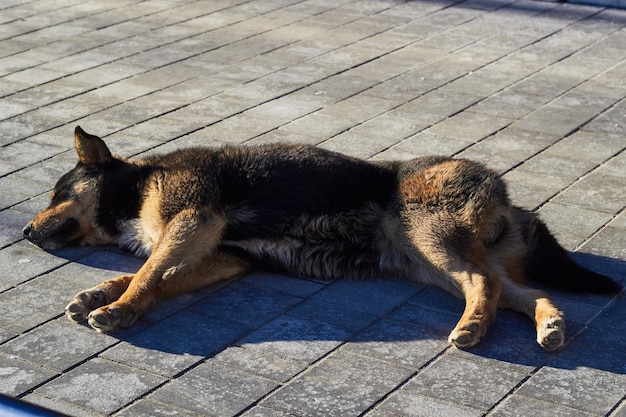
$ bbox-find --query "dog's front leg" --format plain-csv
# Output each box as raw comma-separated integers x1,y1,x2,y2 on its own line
87,209,227,333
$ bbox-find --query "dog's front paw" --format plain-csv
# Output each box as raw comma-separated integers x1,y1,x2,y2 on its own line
448,322,485,349
65,288,108,322
537,316,565,351
87,305,136,333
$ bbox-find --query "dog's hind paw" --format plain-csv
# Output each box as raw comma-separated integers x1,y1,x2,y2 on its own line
448,322,485,349
537,316,565,351
65,288,108,322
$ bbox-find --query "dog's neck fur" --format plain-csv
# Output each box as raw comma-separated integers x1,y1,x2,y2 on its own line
96,158,156,245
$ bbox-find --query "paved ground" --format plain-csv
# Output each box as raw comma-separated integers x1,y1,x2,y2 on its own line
0,0,625,416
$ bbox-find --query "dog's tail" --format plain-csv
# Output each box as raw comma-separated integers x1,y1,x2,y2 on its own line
514,207,622,294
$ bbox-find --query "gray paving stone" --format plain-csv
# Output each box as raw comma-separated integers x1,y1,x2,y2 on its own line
0,158,20,178
407,287,465,315
614,402,626,417
426,111,515,143
549,295,608,327
241,405,297,417
609,211,626,230
263,350,413,417
342,318,449,369
512,103,601,138
537,202,613,242
101,310,249,377
188,281,303,329
116,399,199,417
349,115,428,140
0,319,117,372
402,354,527,411
379,132,474,160
278,112,358,140
553,173,626,214
596,151,626,179
0,139,68,170
0,272,93,333
456,146,525,174
540,131,625,164
319,130,401,159
318,95,399,123
0,353,57,397
210,346,304,383
0,240,71,292
556,313,626,374
241,272,325,298
237,314,351,364
580,227,626,261
289,279,421,332
464,90,549,120
583,103,626,136
150,362,277,417
458,127,559,166
502,169,568,210
442,68,520,98
0,174,51,207
387,90,480,125
35,357,165,415
489,394,597,417
379,391,483,417
516,359,626,415
0,209,32,248
310,69,381,103
0,326,17,344
388,302,459,333
22,394,106,417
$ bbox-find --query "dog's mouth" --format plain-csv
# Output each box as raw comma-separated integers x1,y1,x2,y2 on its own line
23,218,80,250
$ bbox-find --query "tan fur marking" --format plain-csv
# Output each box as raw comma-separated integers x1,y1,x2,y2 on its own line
138,183,166,253
399,161,460,205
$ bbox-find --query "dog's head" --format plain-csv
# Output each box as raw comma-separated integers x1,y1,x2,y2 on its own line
23,126,120,250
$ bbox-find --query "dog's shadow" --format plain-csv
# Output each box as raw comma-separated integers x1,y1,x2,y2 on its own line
70,249,625,375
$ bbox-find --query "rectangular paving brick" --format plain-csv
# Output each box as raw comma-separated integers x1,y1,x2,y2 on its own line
516,359,626,415
0,319,117,372
402,354,527,411
35,357,166,415
263,350,413,417
150,361,277,417
237,314,352,364
380,391,483,417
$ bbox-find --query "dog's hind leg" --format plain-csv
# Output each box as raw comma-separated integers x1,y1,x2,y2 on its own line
444,258,502,349
403,224,502,349
498,279,565,351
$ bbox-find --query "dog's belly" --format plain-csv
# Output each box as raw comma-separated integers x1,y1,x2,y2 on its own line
220,237,386,280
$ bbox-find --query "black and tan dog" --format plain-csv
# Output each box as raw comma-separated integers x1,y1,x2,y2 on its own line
23,126,620,351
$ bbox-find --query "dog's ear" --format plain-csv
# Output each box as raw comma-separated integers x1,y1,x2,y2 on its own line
74,126,112,165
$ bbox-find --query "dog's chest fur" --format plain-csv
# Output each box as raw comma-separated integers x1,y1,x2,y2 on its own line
118,218,158,258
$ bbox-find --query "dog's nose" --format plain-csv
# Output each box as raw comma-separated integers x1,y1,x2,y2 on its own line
22,223,33,238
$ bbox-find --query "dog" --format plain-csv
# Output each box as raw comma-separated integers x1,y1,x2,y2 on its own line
23,126,621,351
